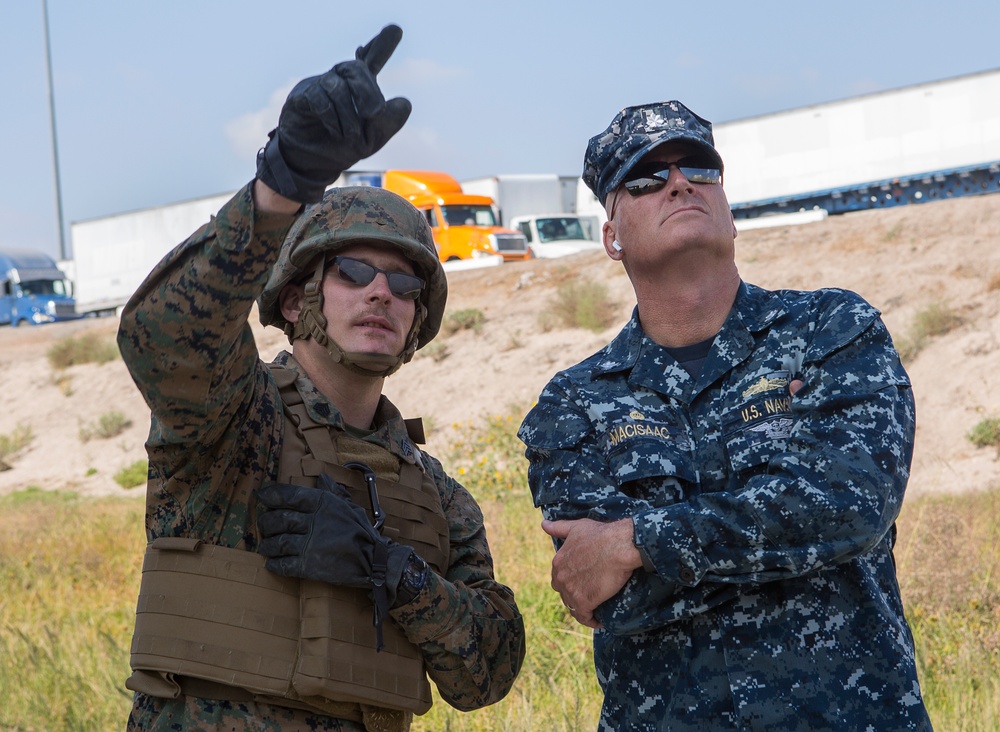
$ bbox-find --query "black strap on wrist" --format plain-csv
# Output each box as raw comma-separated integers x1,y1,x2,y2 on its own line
370,540,389,652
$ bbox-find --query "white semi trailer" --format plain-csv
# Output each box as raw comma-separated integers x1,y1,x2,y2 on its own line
715,67,1000,218
70,191,234,316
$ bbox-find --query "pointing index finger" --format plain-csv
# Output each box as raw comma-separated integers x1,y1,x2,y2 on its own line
356,24,403,76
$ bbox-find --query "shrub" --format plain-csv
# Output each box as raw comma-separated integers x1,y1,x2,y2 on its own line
548,279,617,332
912,301,963,339
442,308,486,336
897,301,962,363
113,460,148,489
967,417,1000,450
0,423,34,467
47,333,120,369
79,411,132,442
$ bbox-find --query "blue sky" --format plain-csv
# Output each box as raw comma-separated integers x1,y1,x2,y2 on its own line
3,1,999,260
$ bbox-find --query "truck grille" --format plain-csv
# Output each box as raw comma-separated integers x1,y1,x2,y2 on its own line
54,303,76,317
493,234,528,253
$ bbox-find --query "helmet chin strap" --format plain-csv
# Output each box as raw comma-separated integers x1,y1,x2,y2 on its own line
288,257,425,378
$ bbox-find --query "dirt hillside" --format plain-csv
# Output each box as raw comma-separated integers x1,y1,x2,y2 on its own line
1,193,998,500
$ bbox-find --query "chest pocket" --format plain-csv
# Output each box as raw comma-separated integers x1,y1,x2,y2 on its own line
722,373,795,474
603,419,698,505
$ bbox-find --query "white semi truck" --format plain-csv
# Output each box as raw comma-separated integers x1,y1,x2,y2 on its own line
715,67,1000,219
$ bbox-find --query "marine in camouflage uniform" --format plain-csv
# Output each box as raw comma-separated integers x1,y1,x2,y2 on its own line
518,101,932,731
119,25,524,732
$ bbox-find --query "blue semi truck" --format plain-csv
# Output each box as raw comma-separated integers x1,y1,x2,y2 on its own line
0,247,78,326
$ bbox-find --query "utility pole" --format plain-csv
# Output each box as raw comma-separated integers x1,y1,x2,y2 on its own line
42,0,67,260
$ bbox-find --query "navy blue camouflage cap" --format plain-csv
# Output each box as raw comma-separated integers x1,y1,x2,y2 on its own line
583,100,724,205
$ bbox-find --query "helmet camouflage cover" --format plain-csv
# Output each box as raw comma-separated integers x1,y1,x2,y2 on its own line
258,186,447,373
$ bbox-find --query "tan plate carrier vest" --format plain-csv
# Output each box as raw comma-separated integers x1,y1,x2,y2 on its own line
126,365,450,730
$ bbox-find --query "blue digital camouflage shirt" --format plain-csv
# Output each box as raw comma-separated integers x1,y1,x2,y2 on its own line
518,281,932,731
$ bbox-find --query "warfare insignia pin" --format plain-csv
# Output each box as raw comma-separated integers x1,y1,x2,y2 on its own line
742,375,789,399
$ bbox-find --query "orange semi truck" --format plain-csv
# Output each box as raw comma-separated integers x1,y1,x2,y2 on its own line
335,170,531,264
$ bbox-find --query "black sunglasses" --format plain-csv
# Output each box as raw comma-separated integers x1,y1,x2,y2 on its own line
623,158,722,196
328,256,424,301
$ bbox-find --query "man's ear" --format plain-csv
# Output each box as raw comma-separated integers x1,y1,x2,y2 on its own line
602,220,622,260
278,283,305,325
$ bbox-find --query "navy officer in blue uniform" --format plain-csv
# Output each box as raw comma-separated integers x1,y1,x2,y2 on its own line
518,101,932,731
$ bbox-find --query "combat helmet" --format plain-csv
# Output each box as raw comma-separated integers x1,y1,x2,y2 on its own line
258,186,447,377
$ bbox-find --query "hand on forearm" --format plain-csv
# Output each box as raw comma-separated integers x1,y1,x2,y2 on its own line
543,517,641,628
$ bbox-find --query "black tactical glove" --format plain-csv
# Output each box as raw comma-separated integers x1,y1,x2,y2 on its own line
257,473,416,648
255,24,412,203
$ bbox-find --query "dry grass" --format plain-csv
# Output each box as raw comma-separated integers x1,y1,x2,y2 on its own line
46,331,120,369
546,279,617,333
895,488,1000,729
897,301,964,363
1,416,998,731
0,489,143,730
0,423,33,466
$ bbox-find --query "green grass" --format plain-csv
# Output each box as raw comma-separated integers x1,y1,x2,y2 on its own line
113,459,148,489
1,417,998,730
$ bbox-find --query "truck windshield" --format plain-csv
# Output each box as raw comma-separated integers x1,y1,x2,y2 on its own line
20,279,69,297
536,217,589,242
440,205,497,227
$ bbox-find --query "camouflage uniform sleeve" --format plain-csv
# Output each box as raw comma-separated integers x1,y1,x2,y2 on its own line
116,183,299,540
118,183,297,441
612,315,914,633
389,455,526,711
